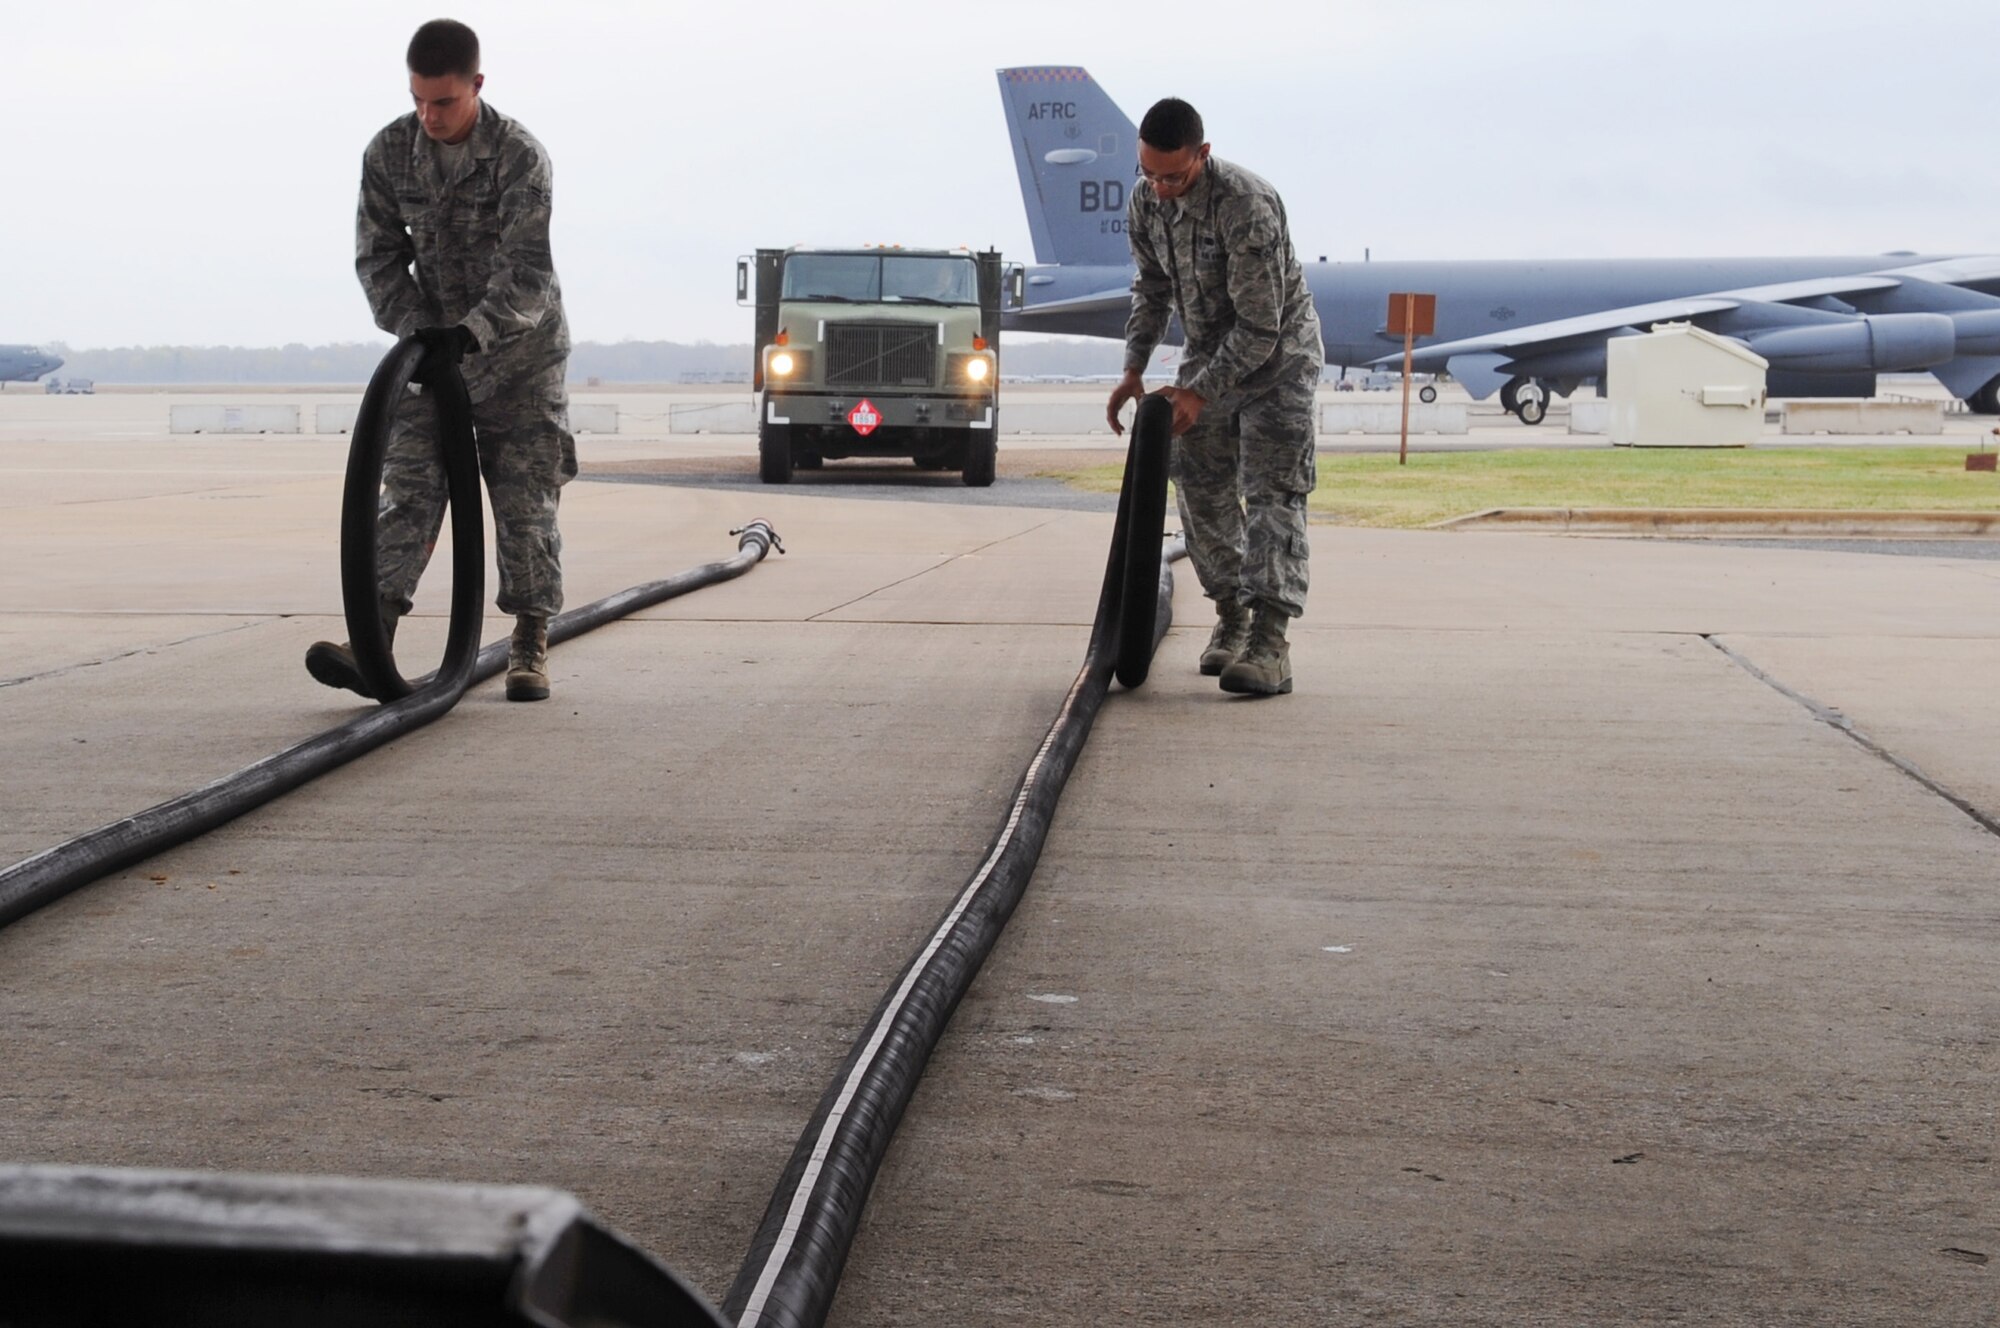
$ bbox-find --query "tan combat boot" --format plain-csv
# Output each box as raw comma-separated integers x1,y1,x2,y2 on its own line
1218,604,1292,696
1199,599,1253,676
304,609,399,699
506,615,550,702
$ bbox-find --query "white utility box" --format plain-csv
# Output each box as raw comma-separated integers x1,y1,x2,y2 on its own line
1608,323,1768,447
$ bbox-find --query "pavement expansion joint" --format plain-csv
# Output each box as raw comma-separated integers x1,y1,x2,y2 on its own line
803,516,1062,622
36,483,262,511
0,619,277,691
1705,634,2000,840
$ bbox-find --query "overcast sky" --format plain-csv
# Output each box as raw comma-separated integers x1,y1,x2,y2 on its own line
7,0,1995,348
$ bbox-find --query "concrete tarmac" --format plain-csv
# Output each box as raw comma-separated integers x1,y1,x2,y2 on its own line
1,411,1995,1325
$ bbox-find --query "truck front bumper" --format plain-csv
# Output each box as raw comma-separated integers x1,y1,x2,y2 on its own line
763,393,994,433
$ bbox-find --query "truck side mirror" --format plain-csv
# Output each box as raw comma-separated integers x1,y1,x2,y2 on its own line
1007,265,1025,309
736,259,750,306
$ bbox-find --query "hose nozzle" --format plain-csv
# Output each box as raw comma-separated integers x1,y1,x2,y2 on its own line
731,520,785,557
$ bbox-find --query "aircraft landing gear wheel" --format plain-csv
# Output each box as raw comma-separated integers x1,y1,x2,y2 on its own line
758,421,794,484
1515,384,1548,426
1968,375,2000,415
1418,384,1438,404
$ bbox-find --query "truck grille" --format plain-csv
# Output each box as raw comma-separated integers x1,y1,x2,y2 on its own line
826,323,937,388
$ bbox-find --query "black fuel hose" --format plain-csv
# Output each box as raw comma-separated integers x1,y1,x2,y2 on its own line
723,394,1182,1328
0,335,784,933
341,336,485,702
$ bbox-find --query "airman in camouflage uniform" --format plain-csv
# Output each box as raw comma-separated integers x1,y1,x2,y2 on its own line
1107,98,1321,697
306,19,573,703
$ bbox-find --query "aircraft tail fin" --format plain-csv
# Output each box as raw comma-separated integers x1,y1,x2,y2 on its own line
997,66,1139,269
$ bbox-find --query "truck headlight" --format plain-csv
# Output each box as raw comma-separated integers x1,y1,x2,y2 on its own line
763,346,810,381
949,352,995,388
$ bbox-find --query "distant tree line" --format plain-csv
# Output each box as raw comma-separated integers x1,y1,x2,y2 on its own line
43,336,1131,385
46,342,393,384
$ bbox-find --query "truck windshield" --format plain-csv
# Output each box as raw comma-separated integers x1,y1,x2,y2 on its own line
782,254,979,305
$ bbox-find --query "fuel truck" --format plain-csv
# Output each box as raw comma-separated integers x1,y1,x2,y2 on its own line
737,246,1017,485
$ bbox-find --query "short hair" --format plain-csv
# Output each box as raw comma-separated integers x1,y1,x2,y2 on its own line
407,19,480,80
1139,98,1204,152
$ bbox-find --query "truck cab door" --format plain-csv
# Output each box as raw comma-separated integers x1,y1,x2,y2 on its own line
976,250,1008,351
750,249,784,392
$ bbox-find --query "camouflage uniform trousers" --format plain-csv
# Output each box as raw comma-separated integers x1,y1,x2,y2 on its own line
376,363,577,621
1170,361,1318,620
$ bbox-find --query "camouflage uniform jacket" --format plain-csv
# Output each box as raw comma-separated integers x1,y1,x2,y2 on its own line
1123,156,1322,404
356,100,570,403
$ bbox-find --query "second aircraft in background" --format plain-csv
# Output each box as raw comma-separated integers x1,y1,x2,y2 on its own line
997,66,2000,424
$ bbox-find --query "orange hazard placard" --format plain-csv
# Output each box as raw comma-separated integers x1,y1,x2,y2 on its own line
1386,293,1437,337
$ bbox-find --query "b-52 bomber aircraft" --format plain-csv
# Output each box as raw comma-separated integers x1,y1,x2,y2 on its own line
998,66,2000,424
0,345,63,384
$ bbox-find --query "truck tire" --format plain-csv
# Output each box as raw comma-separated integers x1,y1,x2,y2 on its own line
962,433,997,488
1418,384,1438,404
758,421,794,484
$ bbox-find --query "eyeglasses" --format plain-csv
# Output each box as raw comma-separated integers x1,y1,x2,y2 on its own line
1139,151,1205,191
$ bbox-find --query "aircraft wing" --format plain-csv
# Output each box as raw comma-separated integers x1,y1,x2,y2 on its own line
1372,269,1971,371
1012,288,1133,319
1714,274,1903,303
1877,254,2000,284
1384,295,1745,363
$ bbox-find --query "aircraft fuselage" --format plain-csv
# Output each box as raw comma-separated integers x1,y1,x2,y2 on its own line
0,345,64,382
1007,255,1960,370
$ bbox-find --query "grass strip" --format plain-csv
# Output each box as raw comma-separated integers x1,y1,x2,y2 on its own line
1035,446,2000,529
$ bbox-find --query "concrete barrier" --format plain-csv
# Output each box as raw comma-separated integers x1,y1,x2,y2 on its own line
317,401,619,434
1319,402,1468,435
168,405,300,435
568,403,619,434
667,401,757,434
1000,402,1116,435
1568,399,1612,435
315,404,359,434
1781,400,1944,435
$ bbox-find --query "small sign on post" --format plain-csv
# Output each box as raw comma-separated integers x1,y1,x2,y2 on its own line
1387,293,1437,465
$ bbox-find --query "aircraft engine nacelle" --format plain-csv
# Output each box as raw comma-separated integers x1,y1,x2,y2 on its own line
1747,313,1956,373
1945,308,2000,357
